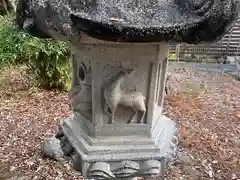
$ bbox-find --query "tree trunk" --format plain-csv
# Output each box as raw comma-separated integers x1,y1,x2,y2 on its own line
0,0,15,16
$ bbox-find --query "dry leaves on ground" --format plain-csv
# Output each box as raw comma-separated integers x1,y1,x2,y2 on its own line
164,70,240,180
0,66,239,180
0,66,81,180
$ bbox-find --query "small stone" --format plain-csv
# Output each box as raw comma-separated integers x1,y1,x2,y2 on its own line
230,136,240,147
212,160,218,164
42,136,66,162
178,152,192,165
10,166,16,171
232,173,237,180
61,142,74,156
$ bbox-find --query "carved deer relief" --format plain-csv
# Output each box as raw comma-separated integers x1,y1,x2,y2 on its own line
103,68,146,124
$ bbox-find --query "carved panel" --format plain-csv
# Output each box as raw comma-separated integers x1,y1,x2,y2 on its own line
70,44,163,126
102,60,149,95
102,67,147,124
70,55,92,120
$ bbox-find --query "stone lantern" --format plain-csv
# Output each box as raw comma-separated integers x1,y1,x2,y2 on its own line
16,0,238,179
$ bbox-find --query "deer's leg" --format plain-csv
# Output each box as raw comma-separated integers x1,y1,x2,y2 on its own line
111,108,116,124
106,102,117,124
139,110,146,124
104,103,115,124
128,110,138,124
104,103,112,117
109,104,117,124
137,99,146,124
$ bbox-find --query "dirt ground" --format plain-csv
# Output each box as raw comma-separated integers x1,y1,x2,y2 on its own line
0,66,239,180
164,68,240,180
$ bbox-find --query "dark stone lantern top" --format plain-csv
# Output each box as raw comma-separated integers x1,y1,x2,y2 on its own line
16,0,239,44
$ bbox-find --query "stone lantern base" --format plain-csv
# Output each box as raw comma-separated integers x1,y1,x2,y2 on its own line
55,114,178,179
16,0,238,178
43,41,178,180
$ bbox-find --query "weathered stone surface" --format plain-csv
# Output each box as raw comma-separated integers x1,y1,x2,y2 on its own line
42,136,68,163
52,114,178,179
16,1,238,180
41,43,177,179
16,0,239,43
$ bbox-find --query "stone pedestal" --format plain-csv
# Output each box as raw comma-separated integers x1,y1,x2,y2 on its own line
15,0,239,178
45,40,178,179
16,0,238,178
